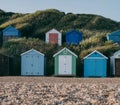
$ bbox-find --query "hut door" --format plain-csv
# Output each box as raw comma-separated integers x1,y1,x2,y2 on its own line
24,55,33,75
32,55,38,75
30,55,41,75
25,54,37,75
49,33,58,44
34,55,42,75
87,59,96,76
95,59,104,76
115,58,120,76
25,54,42,75
29,55,34,75
59,55,72,75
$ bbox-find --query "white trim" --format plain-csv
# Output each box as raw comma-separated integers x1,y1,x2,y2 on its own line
46,28,61,35
113,50,120,56
53,47,78,58
83,50,108,59
106,35,109,40
84,57,107,59
21,48,44,56
113,57,115,75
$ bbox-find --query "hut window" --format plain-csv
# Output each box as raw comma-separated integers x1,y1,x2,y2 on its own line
26,72,28,74
37,72,39,74
31,72,33,74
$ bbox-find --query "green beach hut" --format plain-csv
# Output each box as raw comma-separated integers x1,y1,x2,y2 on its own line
53,47,78,76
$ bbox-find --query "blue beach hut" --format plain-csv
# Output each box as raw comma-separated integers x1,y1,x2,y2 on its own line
2,25,21,42
21,49,45,76
66,30,82,45
106,30,120,43
84,50,108,77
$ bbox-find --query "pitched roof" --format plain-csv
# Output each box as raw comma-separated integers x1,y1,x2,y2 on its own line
3,25,19,32
21,48,44,56
46,28,61,34
53,47,78,58
83,50,108,59
66,29,82,35
113,50,120,56
107,30,120,36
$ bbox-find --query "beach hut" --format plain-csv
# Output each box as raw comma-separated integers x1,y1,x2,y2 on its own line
53,47,78,76
45,28,62,46
21,49,45,76
106,30,120,43
110,50,120,76
2,25,21,42
0,54,12,76
66,30,82,45
84,50,108,77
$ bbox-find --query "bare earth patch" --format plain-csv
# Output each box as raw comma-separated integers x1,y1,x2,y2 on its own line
0,77,120,105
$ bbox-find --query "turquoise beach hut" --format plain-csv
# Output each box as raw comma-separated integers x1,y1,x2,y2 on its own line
84,50,108,77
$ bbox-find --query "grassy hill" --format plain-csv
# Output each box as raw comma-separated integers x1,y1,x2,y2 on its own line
0,9,120,76
0,9,120,38
0,9,120,56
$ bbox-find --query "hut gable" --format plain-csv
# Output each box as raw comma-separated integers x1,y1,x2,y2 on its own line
46,28,62,46
53,47,77,58
3,25,21,37
21,49,45,76
53,47,77,76
107,30,120,43
84,50,108,59
21,49,44,56
113,50,120,58
66,30,82,45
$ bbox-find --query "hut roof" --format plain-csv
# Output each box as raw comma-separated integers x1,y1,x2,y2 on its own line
53,47,78,58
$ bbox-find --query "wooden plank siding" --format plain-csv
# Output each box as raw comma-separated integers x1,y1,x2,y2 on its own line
53,48,77,76
66,30,82,45
84,50,108,77
21,49,45,76
115,58,120,76
2,25,21,43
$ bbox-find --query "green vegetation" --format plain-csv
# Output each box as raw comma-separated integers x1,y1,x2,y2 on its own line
0,9,120,75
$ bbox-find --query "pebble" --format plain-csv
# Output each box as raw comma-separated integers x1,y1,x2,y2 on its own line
0,77,120,104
